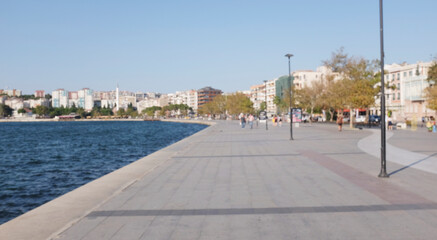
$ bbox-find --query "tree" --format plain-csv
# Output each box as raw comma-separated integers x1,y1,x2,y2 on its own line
425,62,437,112
0,104,13,117
273,96,287,113
18,108,27,114
35,105,49,116
117,108,126,117
294,80,326,121
142,106,161,118
323,48,379,126
260,102,267,111
226,93,253,115
76,108,86,118
198,93,253,117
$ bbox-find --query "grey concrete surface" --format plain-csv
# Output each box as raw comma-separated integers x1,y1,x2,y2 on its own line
1,120,437,240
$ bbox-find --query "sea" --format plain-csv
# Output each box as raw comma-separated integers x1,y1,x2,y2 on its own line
0,120,208,225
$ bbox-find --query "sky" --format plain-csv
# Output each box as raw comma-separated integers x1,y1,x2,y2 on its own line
1,0,436,94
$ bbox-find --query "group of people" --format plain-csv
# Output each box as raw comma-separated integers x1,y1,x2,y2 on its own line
239,113,255,129
272,115,282,127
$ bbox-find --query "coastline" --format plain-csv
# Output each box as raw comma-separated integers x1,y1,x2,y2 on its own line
0,119,214,240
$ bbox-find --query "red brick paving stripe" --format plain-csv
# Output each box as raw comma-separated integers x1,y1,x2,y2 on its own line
300,150,434,205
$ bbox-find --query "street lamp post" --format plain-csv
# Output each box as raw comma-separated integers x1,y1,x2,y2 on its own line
264,80,268,130
378,0,389,178
285,53,294,140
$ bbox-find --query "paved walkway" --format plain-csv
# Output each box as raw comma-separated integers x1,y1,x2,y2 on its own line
1,121,437,240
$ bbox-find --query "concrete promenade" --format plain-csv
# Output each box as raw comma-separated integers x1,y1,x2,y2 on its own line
1,120,437,239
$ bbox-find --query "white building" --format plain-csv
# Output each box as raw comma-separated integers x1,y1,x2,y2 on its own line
4,98,23,111
23,98,50,108
293,66,340,89
0,89,22,97
375,61,435,121
250,84,266,111
52,89,68,108
266,79,276,115
187,90,198,112
52,88,94,111
137,95,169,114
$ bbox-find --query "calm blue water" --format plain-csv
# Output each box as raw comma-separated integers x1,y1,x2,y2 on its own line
0,121,207,224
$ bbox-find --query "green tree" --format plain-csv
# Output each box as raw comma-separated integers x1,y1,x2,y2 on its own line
142,106,162,118
260,101,267,111
76,108,86,118
0,104,13,117
273,96,287,113
18,108,26,114
35,105,49,116
117,108,126,116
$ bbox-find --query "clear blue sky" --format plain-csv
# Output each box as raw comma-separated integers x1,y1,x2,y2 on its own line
1,0,436,94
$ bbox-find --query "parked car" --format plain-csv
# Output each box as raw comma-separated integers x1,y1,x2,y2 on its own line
369,115,381,123
355,115,366,123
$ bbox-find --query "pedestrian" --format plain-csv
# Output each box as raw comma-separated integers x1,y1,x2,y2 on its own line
279,116,282,127
273,115,278,127
426,119,433,132
337,114,343,131
241,114,246,128
387,115,393,130
248,114,254,129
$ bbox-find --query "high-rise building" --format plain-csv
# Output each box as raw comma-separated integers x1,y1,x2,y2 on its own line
250,84,266,111
78,88,94,111
52,89,68,108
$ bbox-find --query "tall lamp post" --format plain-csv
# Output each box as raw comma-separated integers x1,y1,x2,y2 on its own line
264,80,268,130
378,0,388,178
285,53,294,140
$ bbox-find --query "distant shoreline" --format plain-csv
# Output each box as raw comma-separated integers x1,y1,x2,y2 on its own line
0,118,215,126
0,118,145,123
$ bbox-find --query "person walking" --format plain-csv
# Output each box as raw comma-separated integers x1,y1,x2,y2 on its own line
337,114,344,131
241,114,246,128
248,114,254,129
426,119,433,132
387,115,393,130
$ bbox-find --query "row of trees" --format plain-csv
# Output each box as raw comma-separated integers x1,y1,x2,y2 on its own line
292,48,382,126
141,104,192,118
291,49,437,125
197,92,254,117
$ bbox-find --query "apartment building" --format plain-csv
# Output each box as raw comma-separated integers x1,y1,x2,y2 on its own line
52,89,68,108
197,86,222,109
52,88,94,111
34,90,45,98
136,95,169,113
375,61,435,121
0,89,22,97
292,66,339,89
250,84,266,111
265,79,276,115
